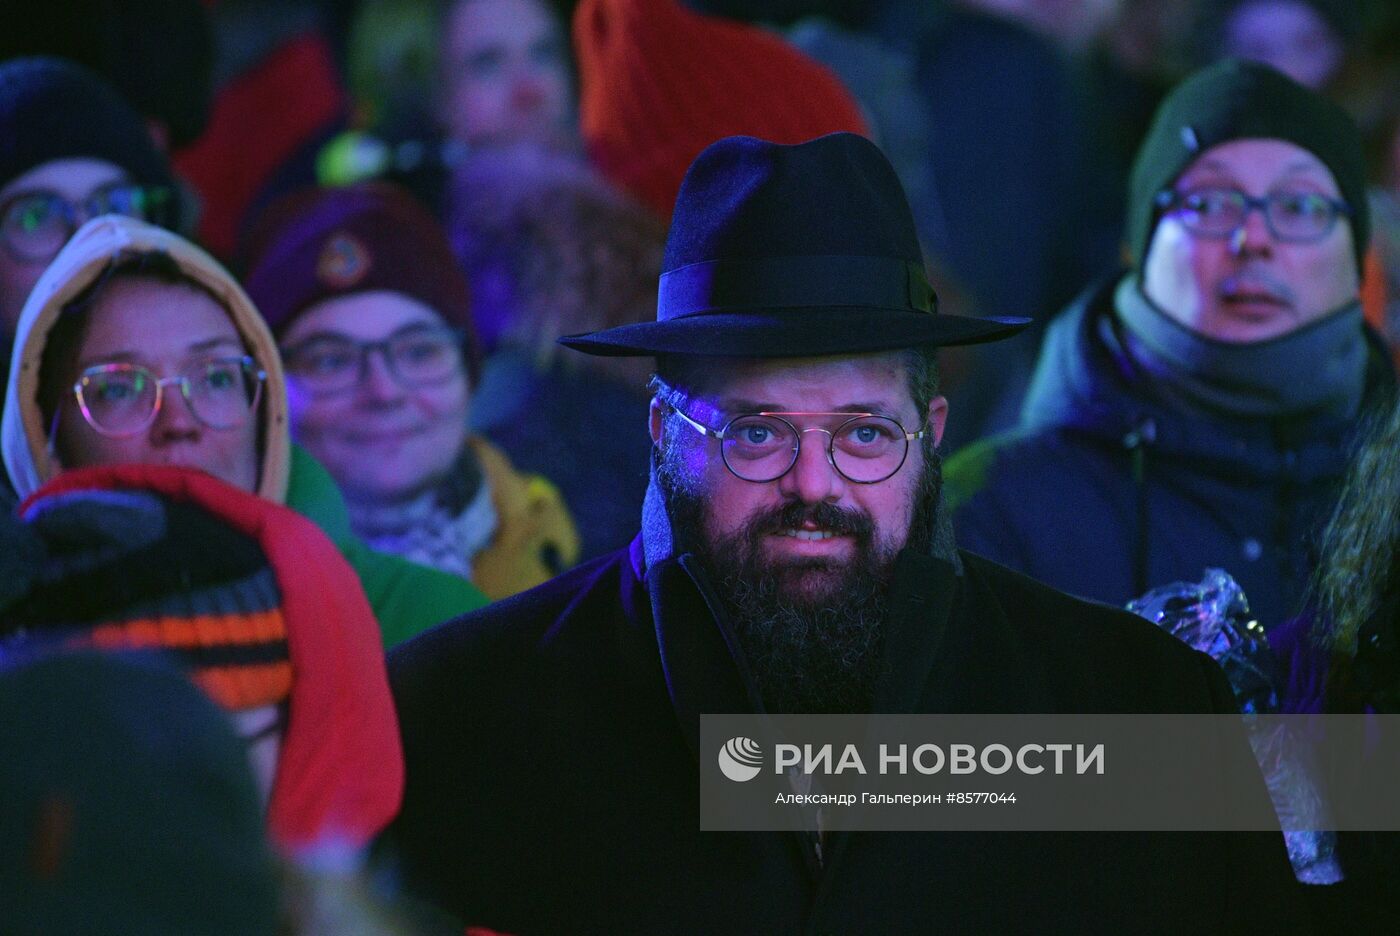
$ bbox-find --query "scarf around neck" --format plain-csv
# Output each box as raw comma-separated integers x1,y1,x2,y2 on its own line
1114,275,1367,421
345,445,495,581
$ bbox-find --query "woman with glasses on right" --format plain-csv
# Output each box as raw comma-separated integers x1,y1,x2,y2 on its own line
243,183,578,600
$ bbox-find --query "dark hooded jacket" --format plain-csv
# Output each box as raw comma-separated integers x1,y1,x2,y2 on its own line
386,460,1302,935
946,273,1395,633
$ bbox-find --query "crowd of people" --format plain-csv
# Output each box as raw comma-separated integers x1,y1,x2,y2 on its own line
2,0,1399,933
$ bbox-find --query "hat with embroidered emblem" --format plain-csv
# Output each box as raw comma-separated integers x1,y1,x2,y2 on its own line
240,182,476,353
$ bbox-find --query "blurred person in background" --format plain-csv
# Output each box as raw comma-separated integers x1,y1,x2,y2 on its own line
324,0,577,214
0,652,282,935
870,0,1122,448
1194,0,1362,91
0,57,181,410
1,214,487,644
947,60,1392,641
451,148,664,560
436,0,577,154
244,182,579,599
0,464,402,854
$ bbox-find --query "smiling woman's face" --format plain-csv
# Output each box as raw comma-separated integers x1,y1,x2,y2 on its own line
1142,138,1359,343
281,290,471,506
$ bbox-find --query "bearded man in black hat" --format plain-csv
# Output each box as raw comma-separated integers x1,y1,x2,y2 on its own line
387,132,1302,934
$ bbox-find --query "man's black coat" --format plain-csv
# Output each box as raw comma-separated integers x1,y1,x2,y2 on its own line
387,540,1304,935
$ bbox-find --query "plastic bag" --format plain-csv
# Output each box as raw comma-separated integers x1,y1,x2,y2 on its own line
1128,569,1340,884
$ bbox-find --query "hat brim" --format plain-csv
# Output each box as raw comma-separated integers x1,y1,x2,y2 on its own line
559,307,1031,357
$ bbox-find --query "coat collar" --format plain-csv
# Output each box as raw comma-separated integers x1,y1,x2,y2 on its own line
635,453,969,761
636,537,964,763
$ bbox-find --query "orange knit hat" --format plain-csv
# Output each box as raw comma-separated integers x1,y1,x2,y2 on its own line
573,0,870,220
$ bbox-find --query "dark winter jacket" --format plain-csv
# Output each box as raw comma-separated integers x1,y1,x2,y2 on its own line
387,484,1302,934
470,349,651,562
946,274,1394,632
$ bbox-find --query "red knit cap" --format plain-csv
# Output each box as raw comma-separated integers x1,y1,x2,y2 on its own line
574,0,871,220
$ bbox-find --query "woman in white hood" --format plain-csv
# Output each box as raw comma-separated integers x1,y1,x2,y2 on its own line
2,215,486,644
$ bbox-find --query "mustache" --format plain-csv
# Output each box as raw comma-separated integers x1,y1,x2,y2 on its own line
744,501,874,539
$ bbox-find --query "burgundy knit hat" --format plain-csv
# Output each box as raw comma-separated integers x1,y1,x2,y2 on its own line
573,0,870,220
240,182,479,378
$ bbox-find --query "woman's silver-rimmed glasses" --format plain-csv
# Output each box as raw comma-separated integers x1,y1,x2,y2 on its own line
669,407,926,484
73,356,266,437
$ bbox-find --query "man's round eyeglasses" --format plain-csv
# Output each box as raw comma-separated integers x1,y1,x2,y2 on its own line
1154,187,1350,243
0,184,174,263
281,325,465,396
73,357,266,437
669,406,927,484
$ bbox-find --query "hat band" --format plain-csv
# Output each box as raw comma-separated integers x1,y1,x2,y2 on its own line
657,255,936,320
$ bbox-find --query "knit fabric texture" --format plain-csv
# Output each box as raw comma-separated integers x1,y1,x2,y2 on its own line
1,484,292,711
573,0,870,220
241,182,477,375
11,463,406,851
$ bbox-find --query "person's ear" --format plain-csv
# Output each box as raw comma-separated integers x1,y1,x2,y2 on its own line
649,397,666,447
926,395,949,448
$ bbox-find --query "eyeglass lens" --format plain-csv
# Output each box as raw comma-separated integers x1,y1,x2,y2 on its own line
77,359,262,436
1172,188,1341,241
721,414,910,483
0,185,166,263
284,328,463,393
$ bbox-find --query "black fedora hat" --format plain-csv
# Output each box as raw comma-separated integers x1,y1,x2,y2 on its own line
559,132,1029,357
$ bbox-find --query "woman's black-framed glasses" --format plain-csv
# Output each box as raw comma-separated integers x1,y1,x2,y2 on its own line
281,325,466,396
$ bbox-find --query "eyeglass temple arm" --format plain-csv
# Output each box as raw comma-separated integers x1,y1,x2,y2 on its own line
668,404,725,440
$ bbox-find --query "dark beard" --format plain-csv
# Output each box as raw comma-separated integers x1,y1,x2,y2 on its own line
658,440,943,714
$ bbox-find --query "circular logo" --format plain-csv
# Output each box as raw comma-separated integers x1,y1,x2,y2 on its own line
316,232,371,289
718,737,763,782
